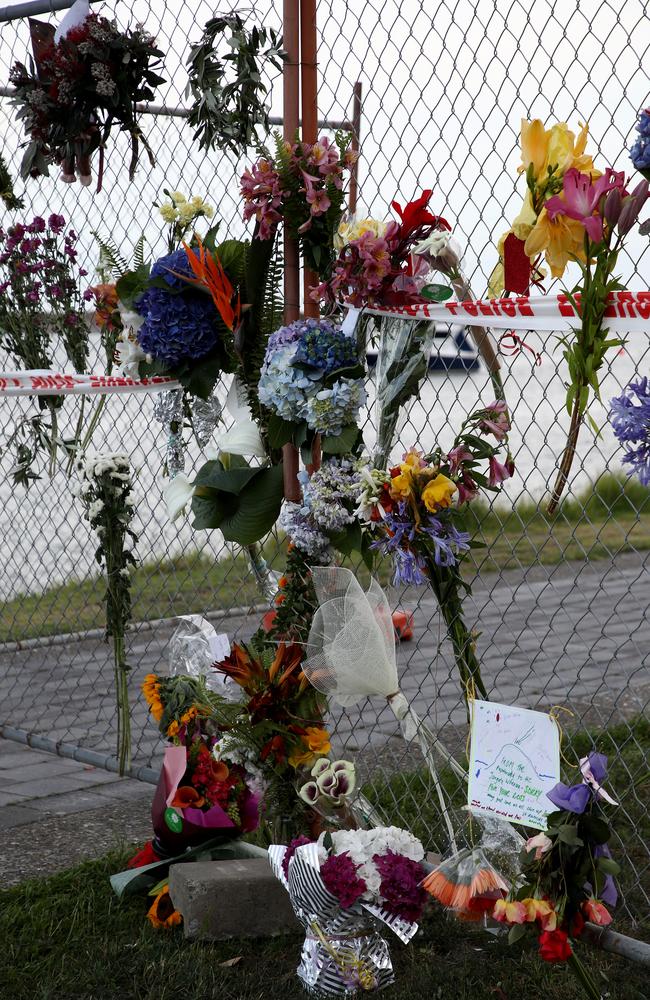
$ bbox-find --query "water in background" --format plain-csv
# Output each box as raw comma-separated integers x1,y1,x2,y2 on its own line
0,328,640,600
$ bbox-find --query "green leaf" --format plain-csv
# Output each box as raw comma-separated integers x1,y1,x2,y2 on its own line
267,413,301,449
194,459,257,494
579,814,610,845
321,424,360,455
508,923,529,945
177,350,225,399
191,487,237,529
219,463,284,544
557,823,584,847
115,264,151,308
329,521,362,556
596,856,620,876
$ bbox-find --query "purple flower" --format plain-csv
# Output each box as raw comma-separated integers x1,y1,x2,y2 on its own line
630,108,650,175
594,845,618,908
392,547,428,586
28,217,46,233
48,214,66,233
281,835,312,881
321,852,367,909
610,378,650,485
547,781,591,814
373,850,428,922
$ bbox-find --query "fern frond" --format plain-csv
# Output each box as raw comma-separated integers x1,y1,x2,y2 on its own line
91,230,129,280
132,235,146,269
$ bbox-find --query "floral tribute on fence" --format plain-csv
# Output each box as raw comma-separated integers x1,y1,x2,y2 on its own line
10,8,165,188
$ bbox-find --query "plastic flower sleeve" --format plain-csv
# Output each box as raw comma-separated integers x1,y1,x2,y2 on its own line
269,840,410,996
167,615,239,700
370,314,437,470
303,567,465,847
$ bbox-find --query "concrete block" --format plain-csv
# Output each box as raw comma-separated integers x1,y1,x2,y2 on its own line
169,859,301,940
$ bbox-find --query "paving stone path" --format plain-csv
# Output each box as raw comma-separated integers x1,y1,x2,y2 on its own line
1,553,648,856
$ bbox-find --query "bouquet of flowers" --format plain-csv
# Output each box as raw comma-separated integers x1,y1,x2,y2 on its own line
0,213,89,480
269,827,427,995
258,317,366,456
209,638,333,838
10,12,165,188
350,404,513,703
492,752,619,1000
141,672,262,854
241,133,356,276
314,190,452,309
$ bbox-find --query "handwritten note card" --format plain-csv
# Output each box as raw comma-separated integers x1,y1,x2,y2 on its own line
468,700,560,830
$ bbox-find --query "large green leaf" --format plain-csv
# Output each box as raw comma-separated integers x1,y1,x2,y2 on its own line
191,463,284,544
267,412,301,449
321,424,361,456
219,463,284,544
194,459,257,494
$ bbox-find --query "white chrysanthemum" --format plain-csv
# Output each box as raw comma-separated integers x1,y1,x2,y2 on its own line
159,203,178,223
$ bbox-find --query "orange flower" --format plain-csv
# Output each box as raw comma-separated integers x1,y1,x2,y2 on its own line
170,787,204,809
278,576,288,589
166,720,180,738
147,884,182,930
522,898,557,930
493,899,528,924
288,727,331,768
180,238,241,330
180,707,198,727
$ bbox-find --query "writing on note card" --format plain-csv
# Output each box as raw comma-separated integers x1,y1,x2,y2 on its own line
467,700,561,830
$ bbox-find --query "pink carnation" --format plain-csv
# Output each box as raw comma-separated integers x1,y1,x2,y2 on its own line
321,852,367,909
373,851,428,922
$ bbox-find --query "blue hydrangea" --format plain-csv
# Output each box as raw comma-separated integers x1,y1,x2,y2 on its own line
610,377,650,485
259,319,366,433
135,249,220,366
303,378,367,436
630,109,650,174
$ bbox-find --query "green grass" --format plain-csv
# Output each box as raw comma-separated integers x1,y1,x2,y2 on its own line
2,473,649,644
1,714,647,999
1,847,649,1000
364,715,650,938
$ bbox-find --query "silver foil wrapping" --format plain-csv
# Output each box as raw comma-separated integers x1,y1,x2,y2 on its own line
269,843,418,996
152,388,185,477
192,391,223,447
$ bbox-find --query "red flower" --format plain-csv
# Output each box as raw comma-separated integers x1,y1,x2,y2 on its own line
126,840,163,870
391,190,451,237
538,929,573,962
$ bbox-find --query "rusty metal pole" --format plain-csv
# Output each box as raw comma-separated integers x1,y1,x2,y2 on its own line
348,81,362,216
300,0,319,320
282,0,302,500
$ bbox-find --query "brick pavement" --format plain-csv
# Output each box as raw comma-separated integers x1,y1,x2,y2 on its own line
1,553,649,839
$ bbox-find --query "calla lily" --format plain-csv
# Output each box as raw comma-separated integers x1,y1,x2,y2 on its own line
580,752,618,806
311,757,332,778
163,474,194,521
213,419,266,458
298,780,320,805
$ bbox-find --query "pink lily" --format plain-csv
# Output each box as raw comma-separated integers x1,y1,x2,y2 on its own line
447,445,473,475
546,168,627,242
308,188,332,216
488,454,515,487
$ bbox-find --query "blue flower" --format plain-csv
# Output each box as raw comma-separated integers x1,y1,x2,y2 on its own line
260,319,365,430
135,249,220,366
392,547,428,586
609,377,650,485
630,109,650,173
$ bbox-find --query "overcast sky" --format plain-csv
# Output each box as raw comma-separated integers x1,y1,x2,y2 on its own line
0,0,648,291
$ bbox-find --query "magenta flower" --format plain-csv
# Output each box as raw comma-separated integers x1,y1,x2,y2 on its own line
321,853,367,909
488,454,514,487
447,445,473,475
479,401,510,441
545,168,626,242
373,851,428,922
308,187,332,216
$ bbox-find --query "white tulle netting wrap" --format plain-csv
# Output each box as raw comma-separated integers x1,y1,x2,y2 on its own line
303,567,468,850
303,567,402,709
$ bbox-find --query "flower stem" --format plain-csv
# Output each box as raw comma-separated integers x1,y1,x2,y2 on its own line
547,381,584,515
47,402,58,478
79,394,106,456
65,395,86,477
113,630,131,775
568,950,603,1000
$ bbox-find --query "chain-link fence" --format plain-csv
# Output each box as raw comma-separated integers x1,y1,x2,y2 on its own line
0,0,649,926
